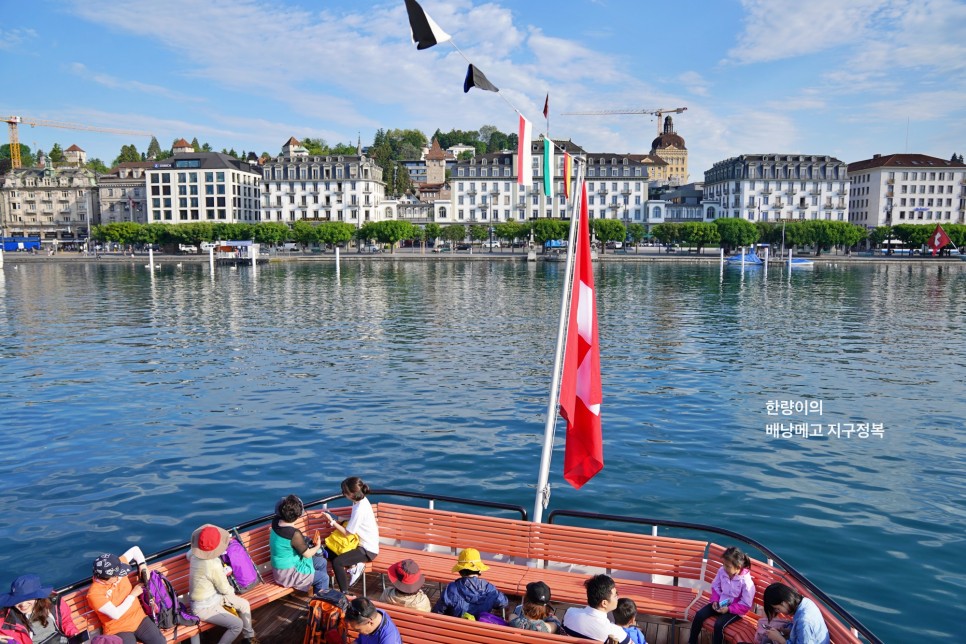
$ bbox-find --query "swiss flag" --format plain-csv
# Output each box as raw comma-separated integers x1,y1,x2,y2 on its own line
559,185,603,489
928,224,950,256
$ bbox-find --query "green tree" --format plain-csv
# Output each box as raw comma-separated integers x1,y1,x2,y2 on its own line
494,221,524,250
317,222,355,247
372,220,415,253
892,223,932,249
49,143,65,164
291,220,318,248
424,222,443,246
840,223,867,252
469,224,489,245
679,222,720,253
85,158,110,174
0,143,36,168
626,223,647,251
253,222,290,247
113,144,141,166
147,136,163,159
531,218,569,247
591,219,626,253
190,138,200,153
714,218,759,253
441,224,467,247
867,226,892,248
651,223,681,246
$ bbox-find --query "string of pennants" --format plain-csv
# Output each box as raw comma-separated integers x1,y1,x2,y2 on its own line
404,0,573,200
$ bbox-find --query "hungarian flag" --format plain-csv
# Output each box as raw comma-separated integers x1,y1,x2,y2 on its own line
928,224,950,256
404,0,451,50
517,115,533,187
563,152,572,200
543,137,554,198
463,64,498,93
559,184,603,489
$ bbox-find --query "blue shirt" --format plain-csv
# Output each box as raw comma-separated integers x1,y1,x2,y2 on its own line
789,598,829,644
357,610,402,644
624,624,648,644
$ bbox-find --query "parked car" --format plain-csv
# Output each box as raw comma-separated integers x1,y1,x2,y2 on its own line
456,243,471,251
363,245,382,253
178,244,198,254
482,240,501,249
432,244,452,253
200,242,216,252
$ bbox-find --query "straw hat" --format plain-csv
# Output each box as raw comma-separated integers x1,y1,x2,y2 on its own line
452,548,489,573
190,524,231,560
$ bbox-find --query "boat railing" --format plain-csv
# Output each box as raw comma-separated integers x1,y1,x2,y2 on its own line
546,508,881,644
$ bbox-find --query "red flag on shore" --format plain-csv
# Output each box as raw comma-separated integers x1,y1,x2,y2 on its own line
543,94,549,120
559,184,603,489
517,115,533,187
928,224,950,256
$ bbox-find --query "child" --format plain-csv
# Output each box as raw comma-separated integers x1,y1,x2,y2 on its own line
755,612,793,644
688,546,754,644
613,598,647,644
378,559,431,612
431,548,508,619
508,581,561,633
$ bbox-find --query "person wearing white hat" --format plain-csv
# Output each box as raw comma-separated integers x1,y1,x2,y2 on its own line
187,524,257,644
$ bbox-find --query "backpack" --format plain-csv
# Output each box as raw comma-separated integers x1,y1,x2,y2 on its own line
139,569,200,637
303,589,349,644
220,537,261,593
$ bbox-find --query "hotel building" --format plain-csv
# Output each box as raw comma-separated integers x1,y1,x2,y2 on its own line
144,152,261,224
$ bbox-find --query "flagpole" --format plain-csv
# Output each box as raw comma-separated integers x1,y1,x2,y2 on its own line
532,159,585,524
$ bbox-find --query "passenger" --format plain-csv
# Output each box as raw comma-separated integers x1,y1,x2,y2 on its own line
755,611,794,644
0,574,80,643
187,524,258,644
762,583,829,644
431,548,507,619
344,597,401,644
87,548,165,644
561,574,629,643
508,581,561,633
688,546,754,644
269,494,329,595
613,598,647,644
322,477,379,593
378,560,431,612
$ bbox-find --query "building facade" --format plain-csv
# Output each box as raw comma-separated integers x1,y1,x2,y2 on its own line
145,152,261,224
650,116,688,185
0,153,96,243
258,138,386,226
97,162,153,225
846,153,966,227
704,154,850,222
644,182,719,228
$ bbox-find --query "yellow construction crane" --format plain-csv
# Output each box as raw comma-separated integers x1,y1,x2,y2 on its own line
561,106,687,136
4,115,153,169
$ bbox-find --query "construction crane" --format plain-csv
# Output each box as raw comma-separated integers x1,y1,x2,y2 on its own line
561,107,687,136
4,115,153,169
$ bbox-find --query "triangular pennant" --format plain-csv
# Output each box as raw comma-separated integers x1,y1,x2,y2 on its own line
463,64,499,93
405,0,452,50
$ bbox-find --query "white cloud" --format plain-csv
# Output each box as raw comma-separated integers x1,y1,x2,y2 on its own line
67,63,204,103
678,71,710,97
0,27,37,51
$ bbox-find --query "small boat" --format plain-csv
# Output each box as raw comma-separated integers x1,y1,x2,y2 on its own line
726,252,763,266
789,258,815,268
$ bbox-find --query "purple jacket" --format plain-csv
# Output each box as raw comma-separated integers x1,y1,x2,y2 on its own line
708,566,754,615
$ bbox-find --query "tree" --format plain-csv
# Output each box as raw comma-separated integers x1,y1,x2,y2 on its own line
714,218,759,253
85,158,110,174
591,219,626,253
469,224,489,244
458,150,474,161
867,226,893,248
291,220,318,248
253,222,290,246
317,222,355,247
0,143,36,168
494,221,524,250
190,138,200,153
651,223,681,246
531,218,569,247
372,220,415,253
113,144,141,166
679,222,720,253
626,223,647,251
424,222,443,247
478,125,498,146
49,143,65,164
147,137,163,160
442,224,467,246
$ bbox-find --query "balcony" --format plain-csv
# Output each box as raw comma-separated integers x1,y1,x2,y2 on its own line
760,189,772,195
467,188,477,195
621,189,631,195
490,188,500,195
597,188,608,195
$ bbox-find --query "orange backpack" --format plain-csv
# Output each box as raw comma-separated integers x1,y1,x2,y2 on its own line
303,590,349,644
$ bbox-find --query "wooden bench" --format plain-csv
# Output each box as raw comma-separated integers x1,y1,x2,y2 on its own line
377,601,588,644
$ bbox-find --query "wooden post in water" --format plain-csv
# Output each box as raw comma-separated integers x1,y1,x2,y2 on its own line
208,246,215,272
148,246,154,270
335,246,340,270
763,246,769,277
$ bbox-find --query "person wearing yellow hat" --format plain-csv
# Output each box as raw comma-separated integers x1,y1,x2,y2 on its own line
431,548,507,619
187,524,258,644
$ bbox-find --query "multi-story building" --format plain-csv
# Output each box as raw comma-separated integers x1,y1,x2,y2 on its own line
145,151,261,224
64,144,87,166
97,162,153,225
704,154,850,222
644,182,719,227
258,137,386,226
650,116,688,185
0,151,96,244
846,153,966,227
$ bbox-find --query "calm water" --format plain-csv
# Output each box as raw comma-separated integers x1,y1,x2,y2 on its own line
1,259,964,641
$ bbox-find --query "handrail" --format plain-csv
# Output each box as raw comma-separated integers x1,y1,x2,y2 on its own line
546,508,881,644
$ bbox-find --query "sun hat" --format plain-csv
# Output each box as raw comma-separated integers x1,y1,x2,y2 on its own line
0,574,53,608
525,580,552,605
387,559,426,593
92,554,133,580
452,548,489,573
190,524,231,560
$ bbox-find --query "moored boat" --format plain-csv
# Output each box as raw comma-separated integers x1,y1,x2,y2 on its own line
725,252,763,266
789,257,815,268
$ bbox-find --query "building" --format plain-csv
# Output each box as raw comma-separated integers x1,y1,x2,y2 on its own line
97,162,153,225
0,151,96,244
403,138,458,186
144,151,261,224
643,182,719,228
846,153,966,227
703,154,850,222
650,116,688,185
258,137,387,226
64,144,87,166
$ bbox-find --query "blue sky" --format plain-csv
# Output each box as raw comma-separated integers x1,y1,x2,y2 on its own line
2,0,964,177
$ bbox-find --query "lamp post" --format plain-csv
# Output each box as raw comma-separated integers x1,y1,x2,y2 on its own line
488,226,494,253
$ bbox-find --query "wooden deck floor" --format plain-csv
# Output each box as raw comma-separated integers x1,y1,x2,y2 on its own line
203,573,702,644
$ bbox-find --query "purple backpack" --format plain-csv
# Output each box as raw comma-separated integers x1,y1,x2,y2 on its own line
220,537,261,593
139,569,199,634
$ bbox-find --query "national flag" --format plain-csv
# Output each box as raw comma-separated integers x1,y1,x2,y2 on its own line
563,151,572,200
404,0,451,50
928,224,950,256
543,94,549,120
559,184,603,489
463,64,498,93
517,115,533,187
543,137,554,198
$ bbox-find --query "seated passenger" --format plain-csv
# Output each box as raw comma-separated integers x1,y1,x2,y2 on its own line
431,548,507,619
187,524,258,644
762,583,829,644
508,581,561,633
613,598,647,644
561,574,630,643
378,560,431,612
688,546,754,644
269,495,329,595
344,597,401,644
322,477,379,593
87,547,166,644
0,574,80,643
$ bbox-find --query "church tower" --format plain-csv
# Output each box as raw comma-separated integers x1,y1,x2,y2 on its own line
650,116,688,185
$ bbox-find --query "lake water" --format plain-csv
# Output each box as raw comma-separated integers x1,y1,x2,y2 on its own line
1,259,964,641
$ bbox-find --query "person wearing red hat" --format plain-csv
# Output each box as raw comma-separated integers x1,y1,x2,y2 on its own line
378,560,430,612
187,524,258,644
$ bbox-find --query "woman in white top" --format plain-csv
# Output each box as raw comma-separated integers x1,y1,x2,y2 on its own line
323,477,379,592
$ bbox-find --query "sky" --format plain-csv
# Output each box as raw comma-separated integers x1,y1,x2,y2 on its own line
2,0,965,178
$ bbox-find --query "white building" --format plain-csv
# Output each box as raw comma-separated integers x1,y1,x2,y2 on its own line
97,162,153,225
258,137,387,226
644,182,719,228
846,153,966,228
145,152,261,224
704,154,850,222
